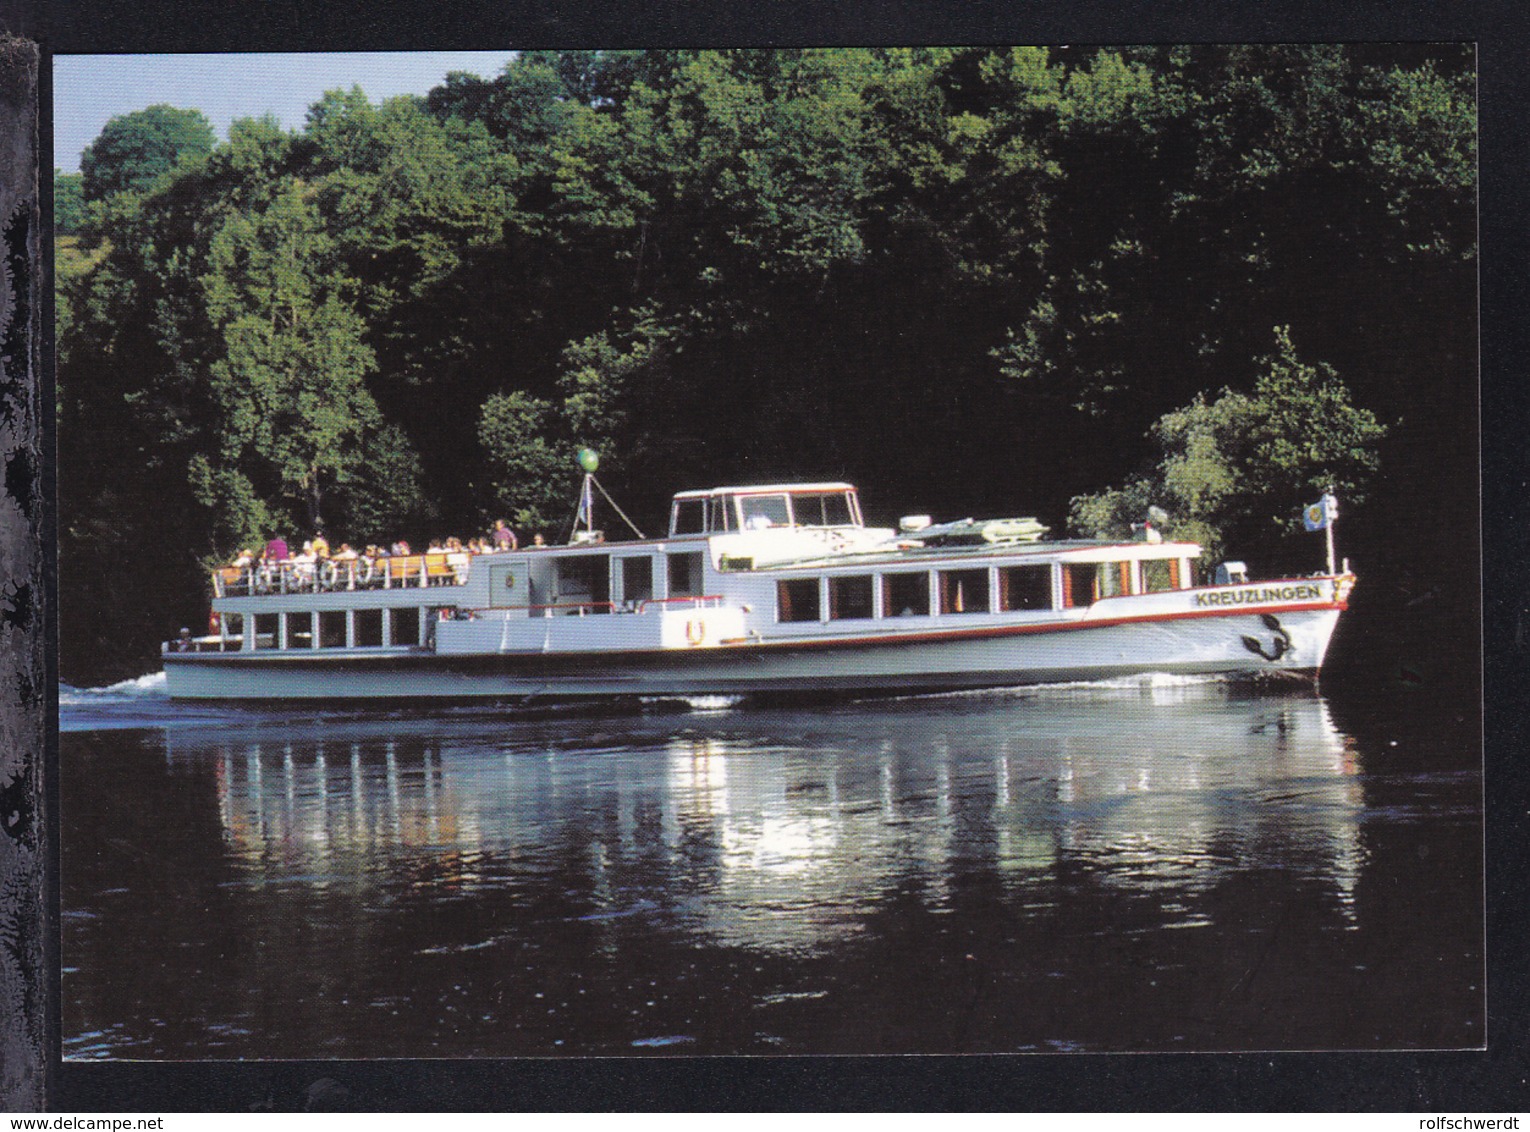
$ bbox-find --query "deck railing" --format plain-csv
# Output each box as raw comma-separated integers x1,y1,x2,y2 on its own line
213,554,468,596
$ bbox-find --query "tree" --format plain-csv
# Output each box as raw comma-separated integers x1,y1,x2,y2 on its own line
198,178,380,535
478,391,573,537
1068,327,1387,569
54,170,84,233
78,104,216,202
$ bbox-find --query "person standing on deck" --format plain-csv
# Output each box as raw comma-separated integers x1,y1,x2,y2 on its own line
492,519,518,551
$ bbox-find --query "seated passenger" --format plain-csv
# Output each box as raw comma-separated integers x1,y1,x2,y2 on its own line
231,548,253,568
264,536,289,561
291,543,317,585
311,532,330,559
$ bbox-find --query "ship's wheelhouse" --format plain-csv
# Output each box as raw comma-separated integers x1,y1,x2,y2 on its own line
669,483,863,536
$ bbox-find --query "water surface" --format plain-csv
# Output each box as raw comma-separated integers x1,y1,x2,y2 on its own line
60,675,1482,1057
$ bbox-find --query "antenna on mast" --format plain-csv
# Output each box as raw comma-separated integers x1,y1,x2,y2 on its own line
566,448,647,543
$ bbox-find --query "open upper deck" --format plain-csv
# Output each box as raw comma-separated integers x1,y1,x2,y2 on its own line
669,482,863,536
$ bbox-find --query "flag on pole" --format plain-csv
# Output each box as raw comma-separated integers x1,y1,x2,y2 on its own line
1303,492,1338,531
576,476,593,529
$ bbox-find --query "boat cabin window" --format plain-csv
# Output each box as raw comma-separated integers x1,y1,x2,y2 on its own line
1141,559,1180,594
390,608,421,646
621,557,654,606
999,564,1053,611
829,575,875,620
672,499,706,535
254,612,278,649
668,551,705,597
355,608,383,647
939,569,990,615
882,572,930,617
1099,562,1130,599
319,610,347,648
793,491,858,527
777,578,822,623
1062,562,1131,606
557,554,611,610
740,493,792,530
283,611,312,649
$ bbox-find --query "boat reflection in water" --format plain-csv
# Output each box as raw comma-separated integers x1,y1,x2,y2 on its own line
170,680,1364,966
63,674,1482,1058
68,672,1483,1057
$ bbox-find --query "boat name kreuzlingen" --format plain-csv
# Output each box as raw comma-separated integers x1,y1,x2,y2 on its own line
1193,583,1327,608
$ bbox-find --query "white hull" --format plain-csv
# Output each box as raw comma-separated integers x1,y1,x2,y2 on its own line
164,604,1343,701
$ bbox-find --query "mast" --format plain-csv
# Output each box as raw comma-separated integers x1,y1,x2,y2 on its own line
566,448,647,543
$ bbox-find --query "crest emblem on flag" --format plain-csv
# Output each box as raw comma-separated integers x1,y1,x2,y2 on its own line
1303,493,1338,531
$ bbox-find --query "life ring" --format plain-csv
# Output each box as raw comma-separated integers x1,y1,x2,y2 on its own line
357,558,375,585
208,610,220,635
320,559,341,589
685,618,706,646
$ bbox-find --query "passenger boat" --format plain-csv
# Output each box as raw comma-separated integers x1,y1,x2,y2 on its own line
162,476,1355,701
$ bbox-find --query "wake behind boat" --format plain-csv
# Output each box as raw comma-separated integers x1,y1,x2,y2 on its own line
162,472,1355,702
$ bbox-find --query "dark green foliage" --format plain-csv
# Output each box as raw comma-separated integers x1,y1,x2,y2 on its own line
1069,327,1387,568
478,390,571,537
53,170,84,234
78,104,216,203
57,49,1476,683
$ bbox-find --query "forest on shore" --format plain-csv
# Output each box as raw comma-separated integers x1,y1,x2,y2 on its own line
55,46,1477,687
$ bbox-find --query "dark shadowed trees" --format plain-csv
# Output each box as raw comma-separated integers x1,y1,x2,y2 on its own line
55,47,1475,682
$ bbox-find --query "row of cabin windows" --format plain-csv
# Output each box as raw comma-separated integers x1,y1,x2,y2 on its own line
227,607,438,649
777,560,1183,622
545,552,700,608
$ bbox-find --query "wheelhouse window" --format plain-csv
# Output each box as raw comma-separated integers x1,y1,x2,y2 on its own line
671,498,706,535
777,578,822,623
829,575,875,620
668,551,705,597
939,569,990,615
998,564,1053,611
707,494,736,533
793,491,857,527
253,612,278,649
882,572,930,617
740,493,792,530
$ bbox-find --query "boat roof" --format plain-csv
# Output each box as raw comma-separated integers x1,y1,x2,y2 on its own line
755,537,1202,571
672,482,857,500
